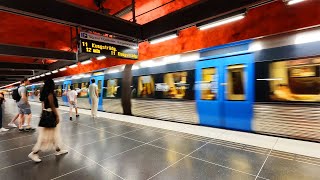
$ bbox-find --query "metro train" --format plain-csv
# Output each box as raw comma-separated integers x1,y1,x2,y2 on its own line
6,28,320,142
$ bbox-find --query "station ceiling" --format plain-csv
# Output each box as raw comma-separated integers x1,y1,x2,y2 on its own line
0,0,263,87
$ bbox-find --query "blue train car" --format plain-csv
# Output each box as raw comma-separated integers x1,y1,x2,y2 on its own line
24,27,320,142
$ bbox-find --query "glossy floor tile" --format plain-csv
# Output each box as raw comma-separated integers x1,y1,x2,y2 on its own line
0,151,94,180
100,144,185,180
76,136,143,162
63,130,115,149
55,164,122,180
150,135,206,155
190,143,268,175
152,156,256,180
259,155,320,180
122,128,167,143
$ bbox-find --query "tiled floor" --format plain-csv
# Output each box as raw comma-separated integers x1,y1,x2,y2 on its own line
0,101,320,180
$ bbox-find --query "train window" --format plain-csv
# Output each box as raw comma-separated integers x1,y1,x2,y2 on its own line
201,68,217,100
104,79,120,98
137,75,155,98
78,82,89,98
55,85,62,97
269,58,320,102
97,80,102,97
227,64,246,101
161,72,189,99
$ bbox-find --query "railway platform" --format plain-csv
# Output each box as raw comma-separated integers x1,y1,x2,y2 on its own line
0,99,319,180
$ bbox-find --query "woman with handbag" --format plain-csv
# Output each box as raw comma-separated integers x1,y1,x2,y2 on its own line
28,79,68,162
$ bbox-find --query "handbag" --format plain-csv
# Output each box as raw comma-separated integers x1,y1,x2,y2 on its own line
39,110,57,128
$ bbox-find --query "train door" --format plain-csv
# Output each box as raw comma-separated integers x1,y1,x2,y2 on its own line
196,53,254,131
196,60,223,127
90,75,104,111
62,80,72,106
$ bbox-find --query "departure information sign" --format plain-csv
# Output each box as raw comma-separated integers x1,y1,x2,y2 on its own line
79,32,138,60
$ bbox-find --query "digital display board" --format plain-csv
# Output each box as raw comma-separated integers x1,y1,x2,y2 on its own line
79,32,138,60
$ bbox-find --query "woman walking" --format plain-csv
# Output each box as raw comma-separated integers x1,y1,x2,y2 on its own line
28,79,68,162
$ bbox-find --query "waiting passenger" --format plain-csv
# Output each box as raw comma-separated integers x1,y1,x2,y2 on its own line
67,85,79,121
89,79,99,118
28,79,68,163
0,92,9,132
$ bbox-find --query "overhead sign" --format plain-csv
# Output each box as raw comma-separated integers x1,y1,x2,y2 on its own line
79,32,138,60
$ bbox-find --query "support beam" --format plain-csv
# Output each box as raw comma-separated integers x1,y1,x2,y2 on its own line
142,0,262,39
0,70,34,76
0,0,141,39
0,62,48,70
0,43,77,61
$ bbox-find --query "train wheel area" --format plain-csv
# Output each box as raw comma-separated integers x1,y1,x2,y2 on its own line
0,99,319,180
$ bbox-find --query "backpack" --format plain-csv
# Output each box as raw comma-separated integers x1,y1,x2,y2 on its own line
12,87,21,102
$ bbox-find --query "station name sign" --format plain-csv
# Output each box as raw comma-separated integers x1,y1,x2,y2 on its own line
79,32,138,60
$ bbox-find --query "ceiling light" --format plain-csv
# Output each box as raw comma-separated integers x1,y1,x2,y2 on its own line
35,76,40,78
150,33,178,44
45,72,51,76
294,30,320,44
198,9,246,30
40,74,45,77
107,69,120,74
81,59,92,65
287,0,306,5
59,67,67,71
69,64,78,68
96,56,106,60
132,65,140,70
52,70,58,74
164,55,181,64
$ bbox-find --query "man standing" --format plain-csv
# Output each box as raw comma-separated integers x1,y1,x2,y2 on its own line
67,85,79,121
0,92,9,132
17,79,33,132
88,79,99,118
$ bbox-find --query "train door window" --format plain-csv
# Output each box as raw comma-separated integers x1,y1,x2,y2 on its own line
201,68,217,100
137,75,155,98
97,80,102,97
227,64,246,101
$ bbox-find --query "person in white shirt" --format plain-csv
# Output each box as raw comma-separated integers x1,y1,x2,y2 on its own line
88,79,99,118
67,85,79,121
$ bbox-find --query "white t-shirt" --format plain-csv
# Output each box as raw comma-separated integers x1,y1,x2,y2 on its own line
67,90,78,102
89,83,98,98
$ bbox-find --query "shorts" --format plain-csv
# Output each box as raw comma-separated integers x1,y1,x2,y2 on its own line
69,101,77,109
17,103,32,115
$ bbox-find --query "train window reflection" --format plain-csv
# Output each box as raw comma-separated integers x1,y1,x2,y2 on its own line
270,58,320,102
227,65,245,101
161,72,188,99
138,76,155,98
201,68,217,100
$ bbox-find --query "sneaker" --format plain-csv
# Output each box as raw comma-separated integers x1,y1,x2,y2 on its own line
8,123,17,128
22,123,28,127
69,117,72,121
0,128,9,132
18,128,24,132
76,114,79,117
28,152,41,163
55,150,68,156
